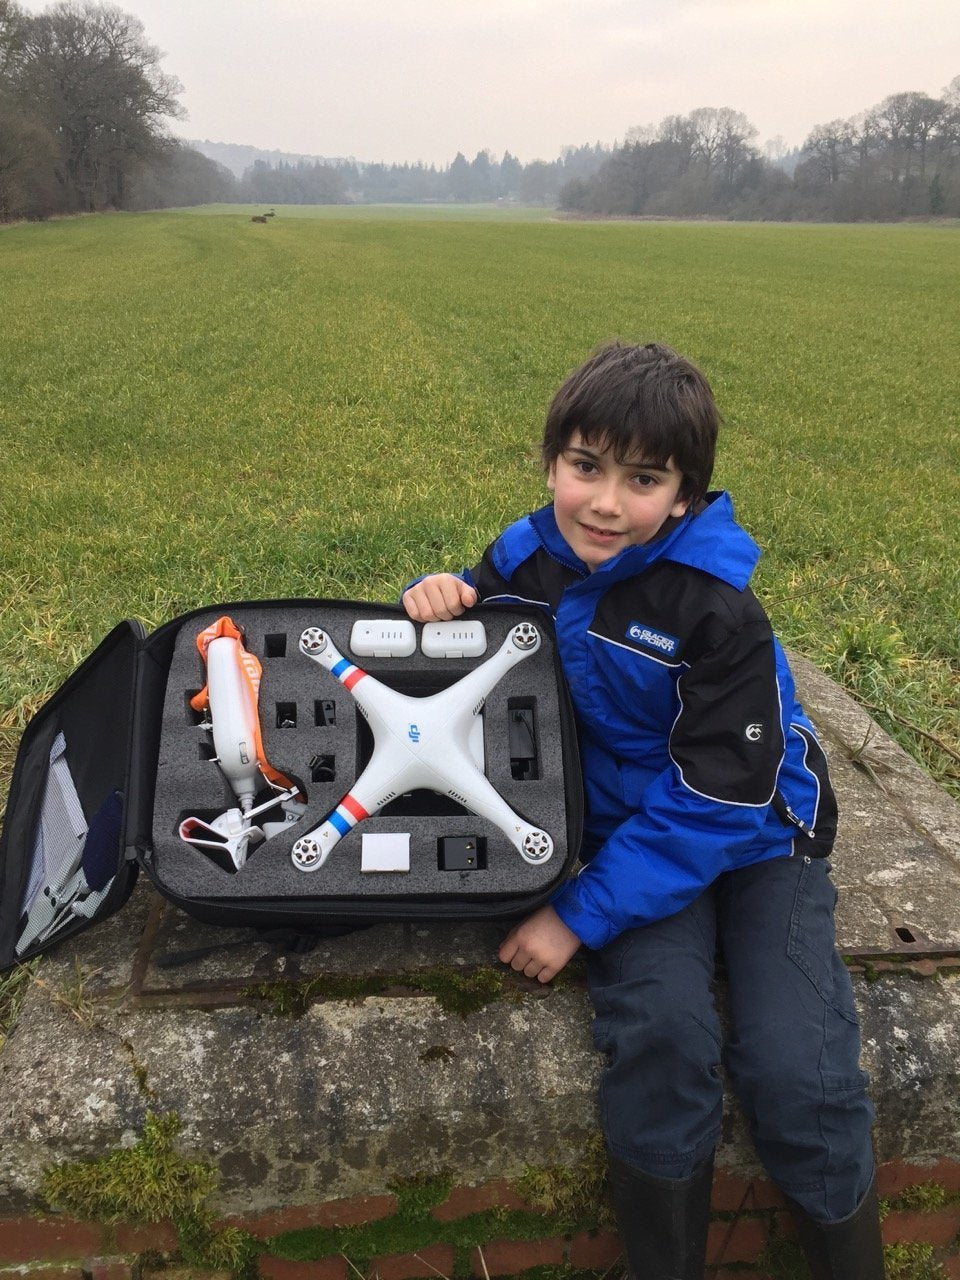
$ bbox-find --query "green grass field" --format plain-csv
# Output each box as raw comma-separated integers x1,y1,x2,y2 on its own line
1,208,958,797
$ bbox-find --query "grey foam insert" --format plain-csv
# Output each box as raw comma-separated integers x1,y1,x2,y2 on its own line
150,604,573,903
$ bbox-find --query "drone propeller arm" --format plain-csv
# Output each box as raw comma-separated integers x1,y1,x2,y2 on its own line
430,623,541,726
291,749,416,871
298,627,412,728
417,736,553,863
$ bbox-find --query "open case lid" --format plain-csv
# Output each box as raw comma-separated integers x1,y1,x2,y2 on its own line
0,620,145,970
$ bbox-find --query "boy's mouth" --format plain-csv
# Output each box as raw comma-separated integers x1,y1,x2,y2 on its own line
580,523,622,542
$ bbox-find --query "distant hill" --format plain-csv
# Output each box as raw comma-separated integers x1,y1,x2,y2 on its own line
180,138,349,178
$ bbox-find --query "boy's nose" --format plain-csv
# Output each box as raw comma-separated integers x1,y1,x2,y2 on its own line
590,482,622,515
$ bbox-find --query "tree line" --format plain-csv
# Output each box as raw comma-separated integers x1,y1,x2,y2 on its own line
236,144,611,207
1,0,957,222
228,81,960,220
0,0,231,220
558,88,960,220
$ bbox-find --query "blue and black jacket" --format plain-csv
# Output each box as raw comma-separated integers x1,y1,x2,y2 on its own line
459,493,837,949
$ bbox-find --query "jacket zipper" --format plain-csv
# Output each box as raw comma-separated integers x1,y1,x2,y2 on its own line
784,802,815,837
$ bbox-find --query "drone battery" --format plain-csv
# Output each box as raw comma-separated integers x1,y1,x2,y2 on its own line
350,620,416,658
361,832,411,873
438,836,486,871
421,621,487,658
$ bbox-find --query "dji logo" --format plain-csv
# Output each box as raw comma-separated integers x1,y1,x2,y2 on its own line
408,723,421,743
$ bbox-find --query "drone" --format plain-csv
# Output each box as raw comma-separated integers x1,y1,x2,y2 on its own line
179,617,306,871
290,621,554,872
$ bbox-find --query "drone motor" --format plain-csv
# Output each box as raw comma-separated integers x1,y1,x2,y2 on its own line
521,829,553,864
510,622,540,651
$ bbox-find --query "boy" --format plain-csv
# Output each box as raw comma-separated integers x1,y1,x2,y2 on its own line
402,343,883,1280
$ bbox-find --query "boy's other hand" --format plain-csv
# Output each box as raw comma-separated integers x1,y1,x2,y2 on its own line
499,905,582,983
402,574,478,622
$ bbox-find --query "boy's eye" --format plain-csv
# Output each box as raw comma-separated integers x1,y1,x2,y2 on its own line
632,473,657,487
573,459,598,474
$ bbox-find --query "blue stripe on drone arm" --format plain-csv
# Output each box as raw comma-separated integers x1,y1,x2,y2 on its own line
331,658,352,680
329,809,352,837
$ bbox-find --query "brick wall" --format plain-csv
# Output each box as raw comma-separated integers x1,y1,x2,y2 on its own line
1,1160,959,1280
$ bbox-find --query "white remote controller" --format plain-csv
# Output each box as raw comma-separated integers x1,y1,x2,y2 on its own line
421,620,488,658
350,619,417,658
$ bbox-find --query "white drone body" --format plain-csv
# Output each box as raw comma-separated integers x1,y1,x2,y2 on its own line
291,622,554,872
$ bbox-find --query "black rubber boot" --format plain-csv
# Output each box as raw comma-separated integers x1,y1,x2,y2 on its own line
791,1175,886,1279
606,1150,714,1280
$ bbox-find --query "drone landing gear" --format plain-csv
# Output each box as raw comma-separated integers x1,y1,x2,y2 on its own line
180,787,305,872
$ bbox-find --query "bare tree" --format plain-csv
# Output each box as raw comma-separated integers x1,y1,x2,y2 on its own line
716,108,758,187
680,106,757,188
936,76,960,168
905,93,947,180
18,1,183,210
657,114,696,175
0,0,25,75
0,0,59,217
868,91,949,210
624,123,656,147
687,107,725,176
800,119,857,185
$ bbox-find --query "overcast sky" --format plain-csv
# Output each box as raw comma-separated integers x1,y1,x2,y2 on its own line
18,0,960,163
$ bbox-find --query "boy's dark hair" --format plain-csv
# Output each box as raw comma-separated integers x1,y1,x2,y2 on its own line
542,342,719,501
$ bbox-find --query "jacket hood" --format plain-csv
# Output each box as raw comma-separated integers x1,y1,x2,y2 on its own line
529,491,761,592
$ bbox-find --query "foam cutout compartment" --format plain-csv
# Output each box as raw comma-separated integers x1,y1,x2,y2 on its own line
150,604,572,903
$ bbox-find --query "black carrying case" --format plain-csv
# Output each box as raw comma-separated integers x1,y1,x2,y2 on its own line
0,599,583,970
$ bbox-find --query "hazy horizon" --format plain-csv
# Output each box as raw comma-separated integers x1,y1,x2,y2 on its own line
15,0,960,166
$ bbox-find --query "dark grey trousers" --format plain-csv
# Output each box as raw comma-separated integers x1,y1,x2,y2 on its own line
586,853,876,1223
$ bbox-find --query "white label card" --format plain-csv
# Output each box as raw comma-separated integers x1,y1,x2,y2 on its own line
360,832,411,873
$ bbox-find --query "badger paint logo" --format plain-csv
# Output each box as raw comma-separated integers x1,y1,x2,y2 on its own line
626,622,680,658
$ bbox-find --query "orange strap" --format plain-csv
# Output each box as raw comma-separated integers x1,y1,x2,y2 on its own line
190,616,298,794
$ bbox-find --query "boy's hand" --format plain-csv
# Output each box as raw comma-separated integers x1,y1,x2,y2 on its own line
402,574,478,622
498,905,582,983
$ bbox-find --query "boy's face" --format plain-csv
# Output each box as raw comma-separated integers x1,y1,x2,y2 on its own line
547,431,690,570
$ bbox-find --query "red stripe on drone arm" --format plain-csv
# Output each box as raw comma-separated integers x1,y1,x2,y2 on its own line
343,668,367,691
341,793,369,823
